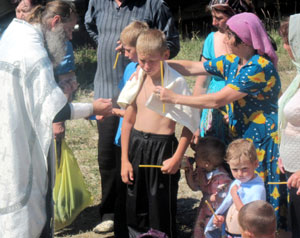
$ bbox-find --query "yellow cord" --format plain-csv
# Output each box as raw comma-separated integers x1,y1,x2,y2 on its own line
139,165,163,168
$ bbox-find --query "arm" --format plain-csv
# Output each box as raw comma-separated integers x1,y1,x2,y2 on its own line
230,184,243,211
185,166,206,191
112,108,125,117
191,59,209,145
166,60,208,76
84,0,98,43
53,98,113,122
185,168,198,191
155,2,180,59
121,104,137,185
161,126,193,174
157,85,247,109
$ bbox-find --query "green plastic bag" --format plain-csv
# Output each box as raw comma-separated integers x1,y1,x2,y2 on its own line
53,139,93,231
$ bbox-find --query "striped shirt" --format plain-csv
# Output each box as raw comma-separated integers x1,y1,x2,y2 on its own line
84,0,180,100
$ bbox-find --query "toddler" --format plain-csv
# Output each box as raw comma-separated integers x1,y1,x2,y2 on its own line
184,136,232,238
205,139,266,238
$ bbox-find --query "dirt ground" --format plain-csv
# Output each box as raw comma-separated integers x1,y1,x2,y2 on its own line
54,172,202,238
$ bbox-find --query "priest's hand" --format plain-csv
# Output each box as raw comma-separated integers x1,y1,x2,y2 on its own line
93,98,113,117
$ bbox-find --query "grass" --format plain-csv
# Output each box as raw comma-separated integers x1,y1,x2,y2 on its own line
55,33,297,237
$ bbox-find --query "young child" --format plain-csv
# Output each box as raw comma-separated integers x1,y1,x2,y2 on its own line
184,136,232,238
107,21,149,237
238,200,276,238
120,29,199,238
205,139,266,238
114,21,149,146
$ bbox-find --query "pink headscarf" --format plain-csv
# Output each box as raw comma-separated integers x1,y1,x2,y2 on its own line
226,12,278,67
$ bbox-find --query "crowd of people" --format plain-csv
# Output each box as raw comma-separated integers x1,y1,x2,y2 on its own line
0,0,300,237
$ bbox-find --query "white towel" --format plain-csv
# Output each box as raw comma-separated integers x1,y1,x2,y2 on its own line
117,62,200,133
117,68,145,109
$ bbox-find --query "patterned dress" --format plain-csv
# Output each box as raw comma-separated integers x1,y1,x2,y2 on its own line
203,54,288,229
187,167,232,238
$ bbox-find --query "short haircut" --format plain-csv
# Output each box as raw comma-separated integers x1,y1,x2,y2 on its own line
120,21,149,47
225,139,257,163
238,200,276,236
195,136,226,168
136,29,168,56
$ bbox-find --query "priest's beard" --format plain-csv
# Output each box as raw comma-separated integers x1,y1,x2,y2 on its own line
44,24,67,68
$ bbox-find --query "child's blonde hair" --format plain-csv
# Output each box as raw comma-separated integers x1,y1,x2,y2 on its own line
120,21,149,47
238,200,276,237
195,136,226,168
225,139,257,163
136,29,168,56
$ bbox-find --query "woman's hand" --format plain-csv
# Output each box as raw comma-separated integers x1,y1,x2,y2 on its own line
155,86,177,104
278,157,285,174
287,171,300,195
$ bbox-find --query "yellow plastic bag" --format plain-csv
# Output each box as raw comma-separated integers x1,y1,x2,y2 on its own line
53,139,93,231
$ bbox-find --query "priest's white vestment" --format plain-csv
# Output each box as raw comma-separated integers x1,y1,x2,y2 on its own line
0,19,66,238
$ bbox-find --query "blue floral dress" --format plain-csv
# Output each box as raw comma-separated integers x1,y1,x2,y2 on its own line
204,54,288,229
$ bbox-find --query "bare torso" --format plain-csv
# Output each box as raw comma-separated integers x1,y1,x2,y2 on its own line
134,75,176,134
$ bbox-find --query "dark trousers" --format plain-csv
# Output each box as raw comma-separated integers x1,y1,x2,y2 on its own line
286,172,300,238
97,116,119,222
114,146,129,238
126,129,180,238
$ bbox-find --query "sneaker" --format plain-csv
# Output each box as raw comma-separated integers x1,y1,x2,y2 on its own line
93,220,114,233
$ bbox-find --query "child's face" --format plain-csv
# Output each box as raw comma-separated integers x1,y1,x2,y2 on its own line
123,44,138,62
137,50,169,78
228,159,258,183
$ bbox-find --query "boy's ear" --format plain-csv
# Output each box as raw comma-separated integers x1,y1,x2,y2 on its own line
163,49,170,60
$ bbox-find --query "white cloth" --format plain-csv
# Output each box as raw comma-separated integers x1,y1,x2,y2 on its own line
117,62,200,133
70,103,93,120
280,89,300,172
204,175,266,238
0,19,66,238
278,14,300,172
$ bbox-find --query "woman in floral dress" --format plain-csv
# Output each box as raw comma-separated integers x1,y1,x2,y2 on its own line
155,12,287,230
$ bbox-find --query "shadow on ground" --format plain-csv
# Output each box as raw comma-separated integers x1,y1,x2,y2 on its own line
177,197,199,238
55,204,101,236
55,197,199,237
